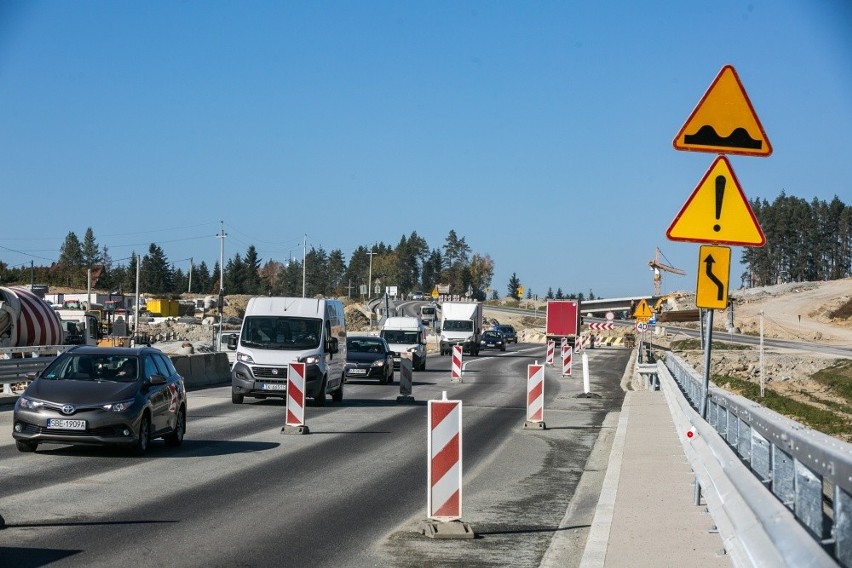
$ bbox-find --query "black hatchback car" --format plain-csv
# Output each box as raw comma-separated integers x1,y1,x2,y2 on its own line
345,336,394,384
480,330,507,351
12,346,187,455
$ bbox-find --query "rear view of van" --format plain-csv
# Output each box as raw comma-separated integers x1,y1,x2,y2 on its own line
228,297,346,405
380,316,427,371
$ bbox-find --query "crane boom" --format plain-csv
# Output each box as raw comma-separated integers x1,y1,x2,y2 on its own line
648,247,685,295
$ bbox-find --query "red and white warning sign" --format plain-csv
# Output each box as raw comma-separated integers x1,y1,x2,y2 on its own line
561,343,573,376
451,345,463,382
428,394,463,521
545,339,555,366
286,362,306,428
527,363,544,424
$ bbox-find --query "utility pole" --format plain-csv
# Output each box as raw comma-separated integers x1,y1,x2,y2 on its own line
367,248,377,301
217,222,227,350
188,257,193,294
302,234,307,298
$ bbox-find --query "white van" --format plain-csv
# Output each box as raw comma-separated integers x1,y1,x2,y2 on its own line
380,316,427,371
228,297,346,405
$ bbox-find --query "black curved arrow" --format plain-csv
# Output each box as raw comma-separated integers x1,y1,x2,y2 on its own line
703,254,725,301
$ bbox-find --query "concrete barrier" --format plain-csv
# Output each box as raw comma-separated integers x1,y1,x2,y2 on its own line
167,352,231,388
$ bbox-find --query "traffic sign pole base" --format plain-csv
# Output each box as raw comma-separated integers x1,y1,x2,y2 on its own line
523,420,546,430
420,519,475,539
396,395,416,404
281,424,310,435
575,392,602,399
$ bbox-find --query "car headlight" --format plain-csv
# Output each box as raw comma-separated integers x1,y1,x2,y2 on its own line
408,347,418,353
17,396,44,410
371,360,385,367
237,351,255,364
102,399,135,412
300,355,320,364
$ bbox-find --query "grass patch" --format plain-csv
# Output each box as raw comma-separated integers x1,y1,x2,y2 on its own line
712,374,851,437
812,359,852,403
671,339,750,351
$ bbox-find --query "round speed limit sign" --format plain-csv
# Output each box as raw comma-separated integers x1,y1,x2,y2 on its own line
635,322,649,332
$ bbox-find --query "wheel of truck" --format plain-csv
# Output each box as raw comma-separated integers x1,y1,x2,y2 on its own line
331,378,343,402
314,376,327,406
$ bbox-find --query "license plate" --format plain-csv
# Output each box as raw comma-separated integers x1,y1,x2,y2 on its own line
348,368,367,375
261,383,286,391
47,418,86,430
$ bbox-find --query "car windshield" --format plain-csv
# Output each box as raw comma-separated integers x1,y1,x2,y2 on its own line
381,330,419,344
241,316,322,350
485,332,501,340
347,339,385,353
41,354,140,383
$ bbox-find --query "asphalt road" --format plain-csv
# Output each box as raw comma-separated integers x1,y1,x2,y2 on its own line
0,344,630,568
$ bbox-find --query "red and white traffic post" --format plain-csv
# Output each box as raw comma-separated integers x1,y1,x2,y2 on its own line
575,335,584,353
545,339,555,366
451,345,463,383
524,362,546,430
282,362,309,434
561,342,572,376
422,392,474,538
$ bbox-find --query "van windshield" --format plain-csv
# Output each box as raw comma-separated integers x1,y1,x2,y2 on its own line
381,330,420,344
241,316,322,350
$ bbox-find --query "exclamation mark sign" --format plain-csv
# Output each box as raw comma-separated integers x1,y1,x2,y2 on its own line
713,175,725,232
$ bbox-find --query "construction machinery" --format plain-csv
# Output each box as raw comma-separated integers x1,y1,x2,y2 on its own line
648,247,685,296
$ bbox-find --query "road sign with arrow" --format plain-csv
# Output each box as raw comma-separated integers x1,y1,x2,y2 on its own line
695,245,731,309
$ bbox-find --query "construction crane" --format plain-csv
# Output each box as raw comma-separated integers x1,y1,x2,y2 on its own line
649,247,685,296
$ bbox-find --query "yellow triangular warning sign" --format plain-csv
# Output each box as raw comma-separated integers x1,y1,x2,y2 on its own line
673,65,771,157
667,156,765,247
633,299,653,320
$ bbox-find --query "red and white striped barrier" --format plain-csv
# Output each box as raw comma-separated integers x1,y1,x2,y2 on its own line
283,362,308,434
525,362,546,429
575,335,584,353
545,339,555,366
451,345,463,382
588,322,615,330
428,394,463,520
562,343,573,376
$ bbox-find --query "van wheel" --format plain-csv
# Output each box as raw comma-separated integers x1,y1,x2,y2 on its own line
331,380,343,402
420,358,426,371
232,392,244,404
315,376,327,406
388,368,394,384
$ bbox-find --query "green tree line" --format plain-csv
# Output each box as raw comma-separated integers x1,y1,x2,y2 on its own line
0,229,494,300
742,194,851,286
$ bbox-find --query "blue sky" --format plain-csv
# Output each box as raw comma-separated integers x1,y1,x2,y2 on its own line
1,1,850,299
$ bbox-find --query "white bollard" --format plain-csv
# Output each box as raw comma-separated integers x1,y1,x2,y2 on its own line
282,362,309,434
582,351,590,395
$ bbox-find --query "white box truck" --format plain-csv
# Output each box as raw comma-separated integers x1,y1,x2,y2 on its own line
439,301,483,356
380,316,427,371
228,297,346,406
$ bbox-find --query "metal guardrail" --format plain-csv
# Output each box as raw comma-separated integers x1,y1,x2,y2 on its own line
0,346,71,394
664,353,852,567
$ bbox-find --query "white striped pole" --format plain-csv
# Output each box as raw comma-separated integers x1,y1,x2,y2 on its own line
562,343,573,376
545,339,555,366
282,362,309,434
575,334,584,353
451,345,463,383
428,392,462,520
524,362,546,429
397,353,415,403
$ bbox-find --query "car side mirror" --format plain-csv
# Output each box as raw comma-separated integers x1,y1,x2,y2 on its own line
148,374,167,386
326,336,339,354
227,334,238,350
